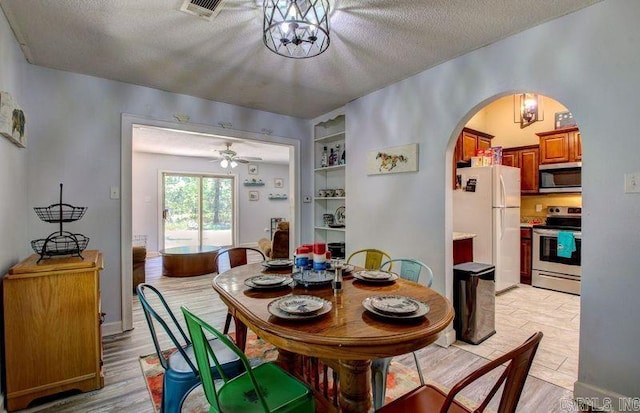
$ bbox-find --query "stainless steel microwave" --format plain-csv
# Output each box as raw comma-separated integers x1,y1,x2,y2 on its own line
539,162,582,193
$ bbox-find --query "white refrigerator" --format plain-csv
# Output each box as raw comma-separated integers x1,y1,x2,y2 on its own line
453,165,521,293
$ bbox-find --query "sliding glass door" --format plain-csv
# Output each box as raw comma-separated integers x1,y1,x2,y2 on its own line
162,173,235,249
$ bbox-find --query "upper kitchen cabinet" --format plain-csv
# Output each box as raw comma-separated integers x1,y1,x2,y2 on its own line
537,126,581,164
502,145,539,194
452,128,493,188
457,128,493,161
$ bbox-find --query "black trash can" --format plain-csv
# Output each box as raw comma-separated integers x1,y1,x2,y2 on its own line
453,262,496,344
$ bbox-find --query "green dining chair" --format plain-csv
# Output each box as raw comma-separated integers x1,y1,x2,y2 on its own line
372,258,434,410
346,248,392,270
180,306,316,413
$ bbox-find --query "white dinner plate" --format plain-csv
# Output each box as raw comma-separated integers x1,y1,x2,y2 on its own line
251,274,287,286
362,297,430,320
291,271,334,287
370,295,420,315
352,271,398,283
262,259,294,268
278,295,325,315
357,270,393,280
244,275,293,290
268,296,332,320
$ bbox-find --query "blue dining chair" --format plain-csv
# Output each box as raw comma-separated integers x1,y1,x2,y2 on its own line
372,258,434,410
137,284,244,413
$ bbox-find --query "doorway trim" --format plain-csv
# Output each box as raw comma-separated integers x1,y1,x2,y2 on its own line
120,114,300,332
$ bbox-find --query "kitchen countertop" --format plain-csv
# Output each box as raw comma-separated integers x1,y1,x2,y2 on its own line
453,232,476,241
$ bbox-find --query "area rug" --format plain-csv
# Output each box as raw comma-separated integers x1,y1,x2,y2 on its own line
139,331,424,412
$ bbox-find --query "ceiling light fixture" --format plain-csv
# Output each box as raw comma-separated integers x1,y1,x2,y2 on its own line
514,93,544,129
263,0,330,59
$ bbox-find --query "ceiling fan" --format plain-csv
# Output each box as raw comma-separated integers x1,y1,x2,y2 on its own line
210,142,262,169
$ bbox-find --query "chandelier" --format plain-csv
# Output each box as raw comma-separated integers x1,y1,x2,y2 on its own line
514,93,544,129
263,0,331,59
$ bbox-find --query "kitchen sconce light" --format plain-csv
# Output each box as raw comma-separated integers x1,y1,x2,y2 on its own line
514,93,544,129
263,0,330,59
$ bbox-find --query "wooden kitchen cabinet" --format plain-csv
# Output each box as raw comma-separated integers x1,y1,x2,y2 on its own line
520,228,532,285
453,127,493,188
502,145,540,194
537,126,581,164
3,250,104,411
453,237,474,265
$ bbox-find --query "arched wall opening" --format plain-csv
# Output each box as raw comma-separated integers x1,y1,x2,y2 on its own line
445,91,582,391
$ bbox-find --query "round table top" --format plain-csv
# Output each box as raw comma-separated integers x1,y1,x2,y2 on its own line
212,263,454,360
159,245,220,255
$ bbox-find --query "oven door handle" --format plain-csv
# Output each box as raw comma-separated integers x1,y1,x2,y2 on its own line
533,228,582,239
533,229,559,237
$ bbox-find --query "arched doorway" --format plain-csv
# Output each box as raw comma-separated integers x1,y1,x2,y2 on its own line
448,93,582,391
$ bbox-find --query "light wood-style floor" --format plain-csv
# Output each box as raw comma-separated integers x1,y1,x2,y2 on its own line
17,256,584,412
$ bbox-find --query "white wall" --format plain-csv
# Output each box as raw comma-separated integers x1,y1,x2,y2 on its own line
346,0,639,403
12,65,308,327
0,6,30,408
132,152,290,250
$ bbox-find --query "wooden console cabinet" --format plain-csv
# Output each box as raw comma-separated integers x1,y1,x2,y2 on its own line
3,250,104,411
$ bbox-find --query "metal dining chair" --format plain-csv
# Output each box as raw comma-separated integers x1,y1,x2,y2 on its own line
137,284,244,413
215,247,266,334
376,332,543,413
181,306,315,413
372,258,434,410
346,248,392,270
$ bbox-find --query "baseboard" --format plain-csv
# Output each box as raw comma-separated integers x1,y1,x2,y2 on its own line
574,380,635,412
102,320,125,337
435,326,457,348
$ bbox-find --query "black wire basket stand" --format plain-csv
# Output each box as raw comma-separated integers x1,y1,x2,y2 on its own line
31,183,90,262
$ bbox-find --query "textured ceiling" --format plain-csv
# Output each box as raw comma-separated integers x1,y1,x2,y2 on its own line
0,0,599,119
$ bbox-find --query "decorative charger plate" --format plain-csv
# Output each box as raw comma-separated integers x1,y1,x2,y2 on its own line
352,271,399,283
362,297,430,320
268,296,332,320
262,259,294,268
291,270,334,287
244,275,293,289
335,206,346,225
278,295,325,315
370,295,420,315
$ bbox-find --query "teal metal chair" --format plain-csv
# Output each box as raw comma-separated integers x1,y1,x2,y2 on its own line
372,259,434,410
137,284,244,413
181,306,316,413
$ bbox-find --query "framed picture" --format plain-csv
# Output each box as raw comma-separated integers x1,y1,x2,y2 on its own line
0,92,26,148
249,190,259,201
367,143,419,175
248,164,259,175
274,178,284,188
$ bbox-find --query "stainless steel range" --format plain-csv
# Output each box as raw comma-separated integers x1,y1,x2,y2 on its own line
532,206,582,295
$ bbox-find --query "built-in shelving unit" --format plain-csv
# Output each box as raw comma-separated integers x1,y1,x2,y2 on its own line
312,109,346,249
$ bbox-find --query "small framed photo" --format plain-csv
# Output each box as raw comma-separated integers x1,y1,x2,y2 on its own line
249,190,259,201
274,178,284,188
248,164,259,175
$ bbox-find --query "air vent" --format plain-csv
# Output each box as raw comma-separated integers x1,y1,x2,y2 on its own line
179,0,226,21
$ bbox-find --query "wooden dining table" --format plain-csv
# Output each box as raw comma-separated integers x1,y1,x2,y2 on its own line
212,263,454,413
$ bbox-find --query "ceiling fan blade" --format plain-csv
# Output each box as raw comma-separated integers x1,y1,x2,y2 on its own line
238,156,263,161
234,158,250,164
